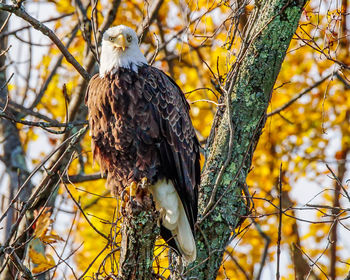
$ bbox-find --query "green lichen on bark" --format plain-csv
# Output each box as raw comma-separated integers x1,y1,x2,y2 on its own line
118,195,159,280
187,0,307,279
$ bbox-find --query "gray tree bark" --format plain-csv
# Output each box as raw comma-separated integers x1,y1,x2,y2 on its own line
0,5,36,280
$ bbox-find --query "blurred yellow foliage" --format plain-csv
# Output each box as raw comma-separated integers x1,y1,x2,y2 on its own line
19,0,350,278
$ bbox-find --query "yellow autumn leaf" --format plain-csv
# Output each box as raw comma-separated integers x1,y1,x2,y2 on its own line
41,233,64,244
32,257,56,274
28,246,47,265
8,84,15,91
46,254,56,266
29,246,56,274
33,208,52,239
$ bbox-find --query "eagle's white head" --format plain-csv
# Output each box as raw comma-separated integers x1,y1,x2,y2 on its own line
99,25,147,77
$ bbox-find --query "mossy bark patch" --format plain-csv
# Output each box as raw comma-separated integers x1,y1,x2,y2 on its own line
188,1,307,279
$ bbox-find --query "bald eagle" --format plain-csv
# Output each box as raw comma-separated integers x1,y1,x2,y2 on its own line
85,25,200,262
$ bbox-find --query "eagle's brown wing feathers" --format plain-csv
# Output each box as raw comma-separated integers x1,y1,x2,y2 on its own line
141,66,200,233
85,66,200,252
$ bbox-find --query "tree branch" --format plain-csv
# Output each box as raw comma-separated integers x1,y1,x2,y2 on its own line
188,1,308,278
267,73,334,117
64,172,102,183
0,3,90,80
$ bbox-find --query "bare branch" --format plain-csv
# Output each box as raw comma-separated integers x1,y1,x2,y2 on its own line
64,173,102,183
0,13,73,39
267,73,334,117
0,12,10,33
29,24,79,110
0,72,13,93
6,251,35,280
294,244,330,280
0,111,87,133
225,250,250,280
61,179,109,241
0,95,63,123
137,0,164,40
276,164,283,280
0,3,90,80
326,164,350,203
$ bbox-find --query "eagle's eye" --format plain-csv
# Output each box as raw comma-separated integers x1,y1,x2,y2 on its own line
109,36,115,42
126,34,132,43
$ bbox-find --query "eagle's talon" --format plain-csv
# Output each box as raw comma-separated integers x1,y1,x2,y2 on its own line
140,177,149,189
120,182,137,208
129,182,137,197
120,188,128,202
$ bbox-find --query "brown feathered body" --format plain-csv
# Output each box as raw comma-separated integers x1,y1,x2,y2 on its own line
85,65,200,255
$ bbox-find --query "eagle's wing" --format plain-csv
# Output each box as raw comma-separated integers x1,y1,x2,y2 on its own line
140,66,201,234
84,74,114,174
85,68,200,261
85,74,105,169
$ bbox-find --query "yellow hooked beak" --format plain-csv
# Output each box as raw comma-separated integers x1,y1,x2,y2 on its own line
115,34,127,51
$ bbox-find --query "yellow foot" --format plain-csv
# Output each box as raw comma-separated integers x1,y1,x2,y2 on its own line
139,177,149,189
127,181,137,197
120,182,137,208
120,179,151,210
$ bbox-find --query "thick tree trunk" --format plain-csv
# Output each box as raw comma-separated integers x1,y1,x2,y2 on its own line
186,0,307,279
118,194,159,280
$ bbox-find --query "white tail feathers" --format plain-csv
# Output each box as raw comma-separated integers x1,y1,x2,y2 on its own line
149,179,196,263
172,203,196,262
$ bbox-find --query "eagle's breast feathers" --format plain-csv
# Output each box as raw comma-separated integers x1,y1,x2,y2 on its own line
85,64,200,262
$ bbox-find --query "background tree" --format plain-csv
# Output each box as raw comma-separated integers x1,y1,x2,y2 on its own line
0,0,349,279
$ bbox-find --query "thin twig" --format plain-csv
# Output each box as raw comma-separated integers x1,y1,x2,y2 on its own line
29,24,79,110
0,44,11,57
276,164,282,280
0,13,74,39
189,99,224,106
294,244,330,279
0,112,87,134
336,72,350,89
253,220,271,280
0,12,11,33
149,33,159,65
78,243,110,279
64,173,102,184
225,249,250,280
6,251,35,280
90,0,99,62
185,87,219,99
0,95,64,123
136,0,164,40
0,72,13,93
0,128,86,227
267,73,333,117
62,180,109,240
0,73,13,112
326,164,350,202
0,3,90,80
